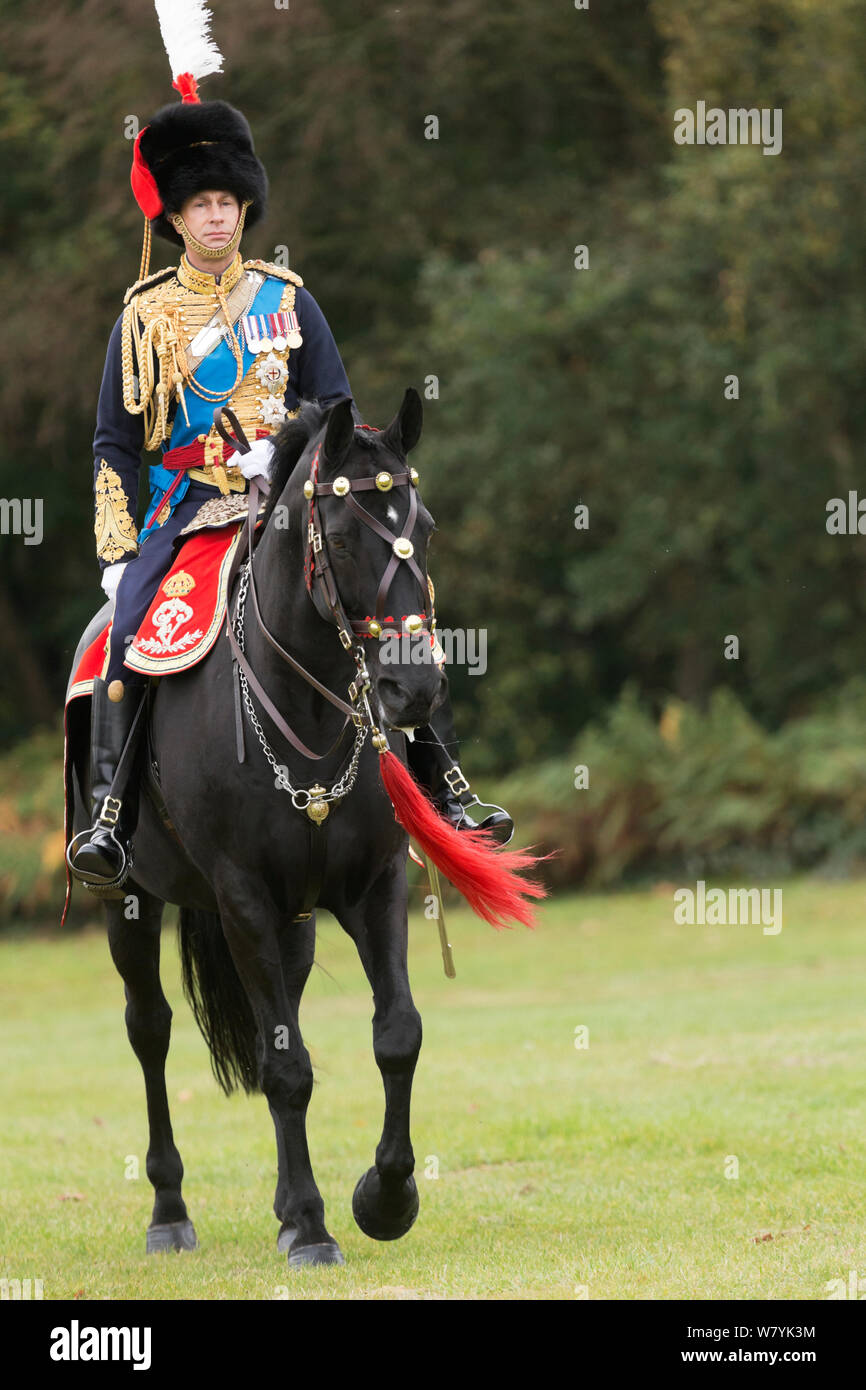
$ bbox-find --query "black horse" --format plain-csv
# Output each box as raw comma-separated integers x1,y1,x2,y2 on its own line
66,389,539,1268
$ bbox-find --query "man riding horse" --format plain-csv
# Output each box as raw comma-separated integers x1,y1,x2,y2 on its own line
68,29,512,892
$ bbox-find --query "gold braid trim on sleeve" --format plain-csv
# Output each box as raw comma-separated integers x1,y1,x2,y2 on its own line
95,459,139,564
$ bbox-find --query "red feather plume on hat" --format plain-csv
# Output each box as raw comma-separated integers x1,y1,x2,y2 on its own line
130,0,225,220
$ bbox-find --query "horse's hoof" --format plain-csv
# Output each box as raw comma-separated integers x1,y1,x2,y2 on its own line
276,1224,298,1254
287,1241,345,1269
146,1219,198,1254
352,1167,419,1241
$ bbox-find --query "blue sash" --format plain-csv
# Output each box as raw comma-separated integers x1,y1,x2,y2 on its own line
140,274,286,543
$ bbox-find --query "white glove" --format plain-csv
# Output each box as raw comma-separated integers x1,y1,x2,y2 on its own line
228,435,275,483
101,561,128,602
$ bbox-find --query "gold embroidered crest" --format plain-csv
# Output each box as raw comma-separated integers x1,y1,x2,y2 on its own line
94,459,138,564
163,570,196,597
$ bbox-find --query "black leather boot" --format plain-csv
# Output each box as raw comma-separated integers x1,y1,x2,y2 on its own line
407,693,514,846
68,678,146,889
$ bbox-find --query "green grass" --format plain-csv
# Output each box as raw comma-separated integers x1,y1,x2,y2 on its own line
1,880,865,1300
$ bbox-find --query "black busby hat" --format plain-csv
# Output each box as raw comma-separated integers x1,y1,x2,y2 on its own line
136,99,268,245
130,2,268,248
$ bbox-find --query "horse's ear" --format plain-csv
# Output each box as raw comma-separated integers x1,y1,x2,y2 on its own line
382,388,423,457
322,397,355,471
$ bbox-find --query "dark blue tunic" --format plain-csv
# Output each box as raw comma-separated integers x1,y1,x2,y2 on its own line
93,276,356,682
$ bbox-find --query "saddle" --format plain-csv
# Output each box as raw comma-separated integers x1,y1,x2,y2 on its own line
67,521,249,697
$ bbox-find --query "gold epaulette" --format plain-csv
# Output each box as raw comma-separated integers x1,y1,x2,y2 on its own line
123,266,178,306
243,258,304,288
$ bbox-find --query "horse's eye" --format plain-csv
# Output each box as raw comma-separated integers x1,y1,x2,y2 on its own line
329,536,346,551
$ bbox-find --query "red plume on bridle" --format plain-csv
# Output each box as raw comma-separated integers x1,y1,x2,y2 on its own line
378,750,547,930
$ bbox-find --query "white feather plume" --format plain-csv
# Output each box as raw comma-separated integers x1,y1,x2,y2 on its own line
153,0,224,82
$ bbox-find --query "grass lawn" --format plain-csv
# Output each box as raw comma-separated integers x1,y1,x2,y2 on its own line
1,879,864,1300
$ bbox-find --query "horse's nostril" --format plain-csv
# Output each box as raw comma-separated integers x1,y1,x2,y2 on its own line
376,674,438,728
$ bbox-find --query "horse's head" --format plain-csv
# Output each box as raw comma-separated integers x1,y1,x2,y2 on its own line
299,389,445,732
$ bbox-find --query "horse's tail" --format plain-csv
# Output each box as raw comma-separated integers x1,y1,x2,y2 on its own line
178,908,260,1096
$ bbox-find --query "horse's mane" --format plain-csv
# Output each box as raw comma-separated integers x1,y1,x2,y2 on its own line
260,400,385,532
259,401,323,531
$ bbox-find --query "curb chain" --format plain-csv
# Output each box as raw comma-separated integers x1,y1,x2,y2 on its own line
234,563,369,810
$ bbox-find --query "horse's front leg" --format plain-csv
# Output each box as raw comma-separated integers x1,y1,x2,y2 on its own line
213,873,343,1268
272,914,316,1255
336,864,423,1241
105,887,198,1254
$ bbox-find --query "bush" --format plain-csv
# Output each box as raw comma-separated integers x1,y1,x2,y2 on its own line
496,681,866,888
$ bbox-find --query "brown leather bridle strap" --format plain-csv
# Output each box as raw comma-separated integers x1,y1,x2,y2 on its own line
315,471,412,496
310,466,430,634
342,484,428,623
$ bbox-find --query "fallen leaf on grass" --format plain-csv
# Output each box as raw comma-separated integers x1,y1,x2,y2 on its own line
177,1089,193,1102
57,1192,87,1202
752,1224,810,1243
92,1116,104,1126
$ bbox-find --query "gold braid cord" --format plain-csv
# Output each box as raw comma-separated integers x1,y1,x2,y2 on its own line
121,297,185,451
120,263,302,452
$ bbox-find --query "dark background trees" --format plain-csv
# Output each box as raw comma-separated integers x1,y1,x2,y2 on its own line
1,1,864,894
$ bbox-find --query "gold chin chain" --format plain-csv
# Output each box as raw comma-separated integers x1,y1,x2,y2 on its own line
171,199,251,261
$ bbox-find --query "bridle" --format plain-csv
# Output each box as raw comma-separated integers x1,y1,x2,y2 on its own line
303,435,434,646
217,408,437,816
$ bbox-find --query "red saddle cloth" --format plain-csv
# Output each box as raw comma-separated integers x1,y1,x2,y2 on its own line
67,524,243,700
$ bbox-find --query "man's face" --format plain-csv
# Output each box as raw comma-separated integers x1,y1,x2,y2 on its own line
178,189,240,247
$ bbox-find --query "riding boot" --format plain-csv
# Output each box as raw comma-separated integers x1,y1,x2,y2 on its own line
406,691,515,845
68,678,146,888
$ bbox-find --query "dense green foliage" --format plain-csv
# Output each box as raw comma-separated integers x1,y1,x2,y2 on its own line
1,0,864,921
3,1,861,763
8,677,866,918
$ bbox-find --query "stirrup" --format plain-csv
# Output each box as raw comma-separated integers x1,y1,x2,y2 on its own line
437,767,515,847
449,794,515,846
66,825,133,897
